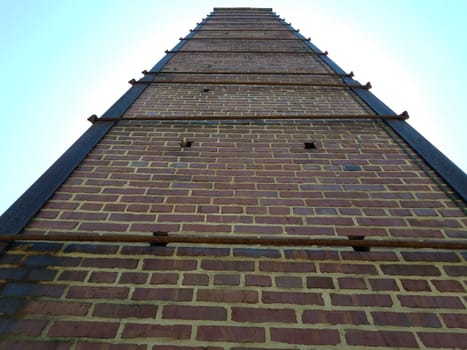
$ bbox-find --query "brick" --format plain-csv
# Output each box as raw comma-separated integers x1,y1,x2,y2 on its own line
306,276,335,289
302,310,368,325
418,332,467,348
345,330,417,348
132,288,193,301
76,343,145,350
201,259,254,271
331,293,393,307
123,324,191,339
275,276,302,288
441,313,467,328
58,270,88,281
64,244,118,254
48,320,119,338
214,273,240,286
152,346,222,350
381,264,441,276
398,295,463,309
372,311,441,328
182,273,209,286
368,278,399,291
234,225,283,234
0,319,48,336
22,300,90,316
0,340,71,350
233,248,281,258
432,280,464,292
68,286,129,299
271,328,340,345
232,307,296,323
78,222,129,232
89,271,118,283
25,255,80,267
401,279,431,291
197,289,258,303
263,291,323,305
260,261,315,273
245,275,272,287
401,251,460,262
163,305,227,321
119,272,148,284
151,273,179,284
2,283,64,298
197,325,265,343
177,246,230,257
93,303,158,318
444,265,467,276
338,277,367,289
144,258,197,271
320,263,377,275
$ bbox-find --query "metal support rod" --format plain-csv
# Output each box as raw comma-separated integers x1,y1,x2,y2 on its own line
179,37,310,41
165,50,328,55
0,234,465,250
142,70,353,77
87,112,409,124
198,22,286,25
190,29,298,32
128,79,368,89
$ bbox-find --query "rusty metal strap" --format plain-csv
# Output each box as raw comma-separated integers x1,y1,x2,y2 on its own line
179,37,311,41
87,113,409,124
142,71,353,77
0,234,465,250
128,79,367,89
165,50,328,55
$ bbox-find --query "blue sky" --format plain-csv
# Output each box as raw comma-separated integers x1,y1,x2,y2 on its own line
1,0,466,215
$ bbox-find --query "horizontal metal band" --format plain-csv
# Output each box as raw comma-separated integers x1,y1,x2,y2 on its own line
0,233,465,250
165,50,327,55
128,79,369,89
87,113,409,124
143,70,353,77
180,37,309,41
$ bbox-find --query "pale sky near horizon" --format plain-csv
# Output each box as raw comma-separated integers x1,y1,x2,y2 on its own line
0,0,466,216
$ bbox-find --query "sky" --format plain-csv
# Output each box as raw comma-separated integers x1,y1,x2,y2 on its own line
0,0,466,215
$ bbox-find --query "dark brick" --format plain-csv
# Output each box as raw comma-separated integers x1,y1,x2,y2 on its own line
345,330,417,348
2,283,64,298
0,319,48,336
197,325,265,343
418,332,467,349
399,295,463,309
372,311,441,328
163,305,227,321
381,264,441,276
123,324,191,339
93,303,157,318
302,310,368,325
306,276,334,289
233,248,281,258
132,288,193,301
331,293,392,307
271,328,340,345
48,320,119,338
232,307,296,323
263,291,323,305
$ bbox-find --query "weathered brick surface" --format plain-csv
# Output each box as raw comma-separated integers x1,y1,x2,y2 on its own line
1,7,466,350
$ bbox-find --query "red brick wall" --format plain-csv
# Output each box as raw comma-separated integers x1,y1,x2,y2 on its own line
0,7,465,349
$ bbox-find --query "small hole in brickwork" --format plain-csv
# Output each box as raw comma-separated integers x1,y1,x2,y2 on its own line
304,142,317,150
203,88,210,93
347,235,371,252
180,138,193,148
151,231,168,247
